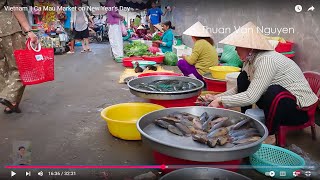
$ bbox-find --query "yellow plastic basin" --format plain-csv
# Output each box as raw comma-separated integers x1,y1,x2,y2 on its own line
209,66,241,80
101,103,165,140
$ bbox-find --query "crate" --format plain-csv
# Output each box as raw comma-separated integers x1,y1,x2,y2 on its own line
173,45,192,57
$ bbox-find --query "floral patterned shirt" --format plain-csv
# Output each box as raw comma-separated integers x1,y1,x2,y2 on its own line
0,0,22,37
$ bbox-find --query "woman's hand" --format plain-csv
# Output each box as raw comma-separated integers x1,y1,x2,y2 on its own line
28,31,38,44
181,54,186,59
154,40,162,44
208,97,222,108
204,94,218,101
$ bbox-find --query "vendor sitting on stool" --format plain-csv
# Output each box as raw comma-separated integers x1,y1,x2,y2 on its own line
206,22,318,141
154,21,174,53
178,22,218,81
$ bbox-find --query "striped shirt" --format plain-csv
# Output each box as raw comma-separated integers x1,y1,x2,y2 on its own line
220,51,318,108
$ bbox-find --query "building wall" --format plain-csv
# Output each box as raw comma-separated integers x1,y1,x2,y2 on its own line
162,0,320,72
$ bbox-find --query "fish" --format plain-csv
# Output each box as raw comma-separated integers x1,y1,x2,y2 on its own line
175,123,192,136
168,112,184,120
223,118,239,127
233,136,261,145
207,138,219,148
154,120,171,129
199,112,209,123
167,125,184,136
217,136,229,146
181,113,199,121
225,124,236,132
191,129,208,136
193,118,203,130
180,119,194,127
210,117,228,126
192,134,208,144
209,119,228,132
230,128,258,137
202,120,210,132
159,116,181,124
207,127,228,138
233,118,251,130
232,131,261,141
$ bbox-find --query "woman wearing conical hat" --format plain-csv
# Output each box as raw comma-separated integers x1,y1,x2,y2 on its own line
206,22,318,138
178,22,219,81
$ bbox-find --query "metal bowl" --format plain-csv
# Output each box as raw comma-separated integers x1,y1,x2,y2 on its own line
128,76,204,100
137,107,268,162
160,167,251,180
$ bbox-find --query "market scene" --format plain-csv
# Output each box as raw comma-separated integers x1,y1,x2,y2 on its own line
0,0,319,179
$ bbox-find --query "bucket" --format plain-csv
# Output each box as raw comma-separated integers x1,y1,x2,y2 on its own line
225,72,240,91
153,151,242,174
174,36,182,46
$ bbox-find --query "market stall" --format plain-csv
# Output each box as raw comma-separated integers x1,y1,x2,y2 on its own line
30,0,69,54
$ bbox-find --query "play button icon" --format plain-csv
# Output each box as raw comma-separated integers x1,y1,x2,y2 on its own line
11,171,16,177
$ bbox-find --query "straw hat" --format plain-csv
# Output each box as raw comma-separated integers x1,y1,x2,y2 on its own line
154,24,163,32
219,22,273,51
137,25,145,30
183,21,211,37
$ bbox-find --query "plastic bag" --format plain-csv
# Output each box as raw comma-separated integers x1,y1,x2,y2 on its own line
164,52,178,66
220,45,243,68
288,144,320,170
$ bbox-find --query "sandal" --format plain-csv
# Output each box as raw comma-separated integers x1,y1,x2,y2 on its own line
81,50,86,53
0,98,21,114
86,49,92,52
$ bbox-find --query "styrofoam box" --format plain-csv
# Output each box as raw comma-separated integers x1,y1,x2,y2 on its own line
173,45,192,57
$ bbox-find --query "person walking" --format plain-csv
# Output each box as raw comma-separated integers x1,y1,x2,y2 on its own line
106,0,125,58
147,1,164,33
0,0,38,114
60,0,75,54
71,4,92,53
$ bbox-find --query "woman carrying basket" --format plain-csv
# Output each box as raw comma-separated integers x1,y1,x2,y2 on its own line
0,0,38,114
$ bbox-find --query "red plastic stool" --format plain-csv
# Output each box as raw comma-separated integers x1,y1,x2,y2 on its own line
277,71,320,147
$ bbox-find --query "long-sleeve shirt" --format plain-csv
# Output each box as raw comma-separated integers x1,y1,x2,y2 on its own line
185,39,219,75
106,0,122,25
160,29,174,53
219,51,318,108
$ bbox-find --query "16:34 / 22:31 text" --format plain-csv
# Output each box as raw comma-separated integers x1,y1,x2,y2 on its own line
48,171,76,176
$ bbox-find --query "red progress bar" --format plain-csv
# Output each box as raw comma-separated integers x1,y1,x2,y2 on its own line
5,165,168,169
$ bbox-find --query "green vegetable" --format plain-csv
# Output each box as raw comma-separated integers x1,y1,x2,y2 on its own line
152,34,161,41
124,42,150,57
164,52,178,66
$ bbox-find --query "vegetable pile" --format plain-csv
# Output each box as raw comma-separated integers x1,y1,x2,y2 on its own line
124,42,150,57
152,34,161,41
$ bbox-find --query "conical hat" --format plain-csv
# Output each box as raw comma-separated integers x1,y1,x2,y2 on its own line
137,25,145,30
154,24,163,32
183,21,211,37
219,22,273,50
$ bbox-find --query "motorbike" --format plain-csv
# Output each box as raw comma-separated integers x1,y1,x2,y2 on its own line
91,23,108,43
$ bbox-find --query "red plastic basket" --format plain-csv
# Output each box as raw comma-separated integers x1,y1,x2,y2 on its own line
122,57,143,67
204,79,227,93
275,41,294,53
14,40,54,85
142,55,165,63
138,72,182,78
153,151,242,174
149,95,200,108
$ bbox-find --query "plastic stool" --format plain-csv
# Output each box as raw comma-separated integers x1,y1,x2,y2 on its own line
245,108,265,124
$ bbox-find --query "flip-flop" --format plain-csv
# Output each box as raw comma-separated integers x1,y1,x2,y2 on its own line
86,49,92,52
81,50,86,53
0,98,21,114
